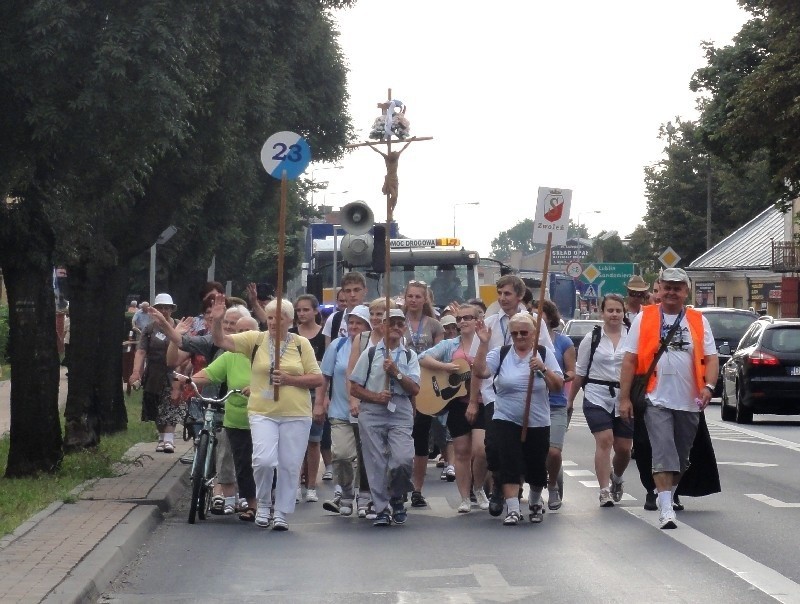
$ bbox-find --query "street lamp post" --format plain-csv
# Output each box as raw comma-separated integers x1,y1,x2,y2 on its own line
577,210,601,236
453,201,480,240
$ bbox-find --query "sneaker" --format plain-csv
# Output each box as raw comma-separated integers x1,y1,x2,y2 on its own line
673,494,684,511
255,503,271,528
610,478,624,503
210,495,225,515
365,501,377,521
373,511,392,527
322,468,333,481
659,508,677,529
644,492,658,511
440,467,448,481
296,487,305,503
272,514,289,531
488,488,504,517
457,498,471,514
445,465,456,482
529,497,545,523
470,491,478,505
305,488,318,503
340,502,353,516
475,489,490,511
503,510,521,525
436,455,446,468
322,495,341,514
357,505,367,518
599,488,614,507
163,442,174,454
547,488,562,511
410,491,427,508
390,497,407,525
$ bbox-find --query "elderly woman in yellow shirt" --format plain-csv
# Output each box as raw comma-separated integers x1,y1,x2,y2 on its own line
210,294,323,531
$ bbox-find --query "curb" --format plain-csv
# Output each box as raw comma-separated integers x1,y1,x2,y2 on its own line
42,505,161,604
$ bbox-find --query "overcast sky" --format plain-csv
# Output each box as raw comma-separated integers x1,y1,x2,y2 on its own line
313,0,750,257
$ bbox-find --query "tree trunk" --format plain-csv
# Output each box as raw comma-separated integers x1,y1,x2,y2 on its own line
62,261,130,449
0,201,63,477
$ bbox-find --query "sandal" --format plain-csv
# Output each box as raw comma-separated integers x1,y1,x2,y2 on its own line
210,495,225,515
239,508,256,522
163,442,175,454
155,441,165,453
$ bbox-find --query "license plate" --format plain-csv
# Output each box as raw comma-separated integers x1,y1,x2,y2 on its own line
789,366,800,376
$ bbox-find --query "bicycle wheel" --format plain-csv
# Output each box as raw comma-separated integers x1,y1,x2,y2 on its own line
198,437,215,520
188,432,209,524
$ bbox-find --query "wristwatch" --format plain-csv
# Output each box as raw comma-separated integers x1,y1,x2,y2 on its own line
395,372,404,381
704,383,715,393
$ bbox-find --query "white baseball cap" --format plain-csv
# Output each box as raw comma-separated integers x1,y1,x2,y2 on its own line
348,305,371,328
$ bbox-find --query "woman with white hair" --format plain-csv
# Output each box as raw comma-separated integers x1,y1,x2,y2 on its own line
473,312,563,526
210,295,323,531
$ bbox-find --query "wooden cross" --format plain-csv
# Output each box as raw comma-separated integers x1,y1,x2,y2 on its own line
346,88,432,374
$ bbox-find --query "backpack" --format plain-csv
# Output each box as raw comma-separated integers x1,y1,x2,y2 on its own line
583,325,603,377
327,335,350,397
492,344,546,393
330,310,345,341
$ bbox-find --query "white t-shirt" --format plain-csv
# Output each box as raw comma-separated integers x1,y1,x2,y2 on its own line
575,327,627,414
469,310,554,404
623,310,716,412
322,309,350,340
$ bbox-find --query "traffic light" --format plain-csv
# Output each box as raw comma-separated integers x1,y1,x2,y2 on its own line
372,225,387,273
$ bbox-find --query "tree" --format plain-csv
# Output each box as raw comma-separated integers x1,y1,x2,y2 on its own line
642,119,772,265
0,1,353,469
691,0,800,206
583,231,631,264
490,219,588,261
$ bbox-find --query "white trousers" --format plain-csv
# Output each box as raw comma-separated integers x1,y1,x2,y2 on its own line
249,415,311,516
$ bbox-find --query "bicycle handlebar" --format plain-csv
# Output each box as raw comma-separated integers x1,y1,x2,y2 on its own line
172,373,243,405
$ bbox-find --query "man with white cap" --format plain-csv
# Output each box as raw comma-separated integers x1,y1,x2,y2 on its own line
619,268,718,529
350,308,420,527
317,305,373,517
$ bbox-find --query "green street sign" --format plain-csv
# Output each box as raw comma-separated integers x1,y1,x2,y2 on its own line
579,262,636,297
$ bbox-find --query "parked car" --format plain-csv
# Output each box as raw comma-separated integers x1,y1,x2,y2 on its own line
720,316,800,423
563,319,602,349
695,307,759,397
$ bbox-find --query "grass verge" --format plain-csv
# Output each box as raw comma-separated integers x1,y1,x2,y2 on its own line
0,390,155,537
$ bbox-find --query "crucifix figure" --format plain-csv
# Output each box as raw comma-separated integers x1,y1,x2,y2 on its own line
369,141,411,212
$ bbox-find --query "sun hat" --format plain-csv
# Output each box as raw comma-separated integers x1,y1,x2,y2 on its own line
440,315,457,326
387,308,405,320
660,267,690,286
152,293,177,309
626,275,649,292
348,305,371,327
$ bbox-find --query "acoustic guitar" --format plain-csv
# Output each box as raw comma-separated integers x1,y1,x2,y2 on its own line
416,358,472,415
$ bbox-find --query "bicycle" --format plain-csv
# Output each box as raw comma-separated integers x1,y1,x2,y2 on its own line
173,373,242,525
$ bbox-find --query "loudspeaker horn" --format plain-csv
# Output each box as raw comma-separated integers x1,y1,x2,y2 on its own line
340,201,374,235
341,234,374,268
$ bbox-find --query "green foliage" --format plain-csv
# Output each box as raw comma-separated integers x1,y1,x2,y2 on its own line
691,0,800,205
642,119,772,264
584,231,632,264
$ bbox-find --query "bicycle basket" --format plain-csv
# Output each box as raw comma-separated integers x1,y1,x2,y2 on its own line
182,397,205,441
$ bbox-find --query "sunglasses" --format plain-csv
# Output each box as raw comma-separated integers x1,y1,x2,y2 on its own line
627,291,647,298
510,330,530,338
388,319,406,326
407,280,428,287
455,315,475,323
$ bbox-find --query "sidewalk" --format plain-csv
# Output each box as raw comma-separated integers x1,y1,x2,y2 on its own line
0,387,190,604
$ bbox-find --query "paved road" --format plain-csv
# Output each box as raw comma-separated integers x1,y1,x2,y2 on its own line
102,404,800,603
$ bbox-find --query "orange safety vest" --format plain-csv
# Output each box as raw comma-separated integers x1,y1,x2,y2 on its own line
636,305,705,394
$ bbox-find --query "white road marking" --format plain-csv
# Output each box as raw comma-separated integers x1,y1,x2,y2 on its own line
402,564,542,603
746,494,800,508
579,480,600,488
410,496,455,517
561,460,578,467
564,469,595,477
624,507,800,603
707,419,800,453
718,461,778,468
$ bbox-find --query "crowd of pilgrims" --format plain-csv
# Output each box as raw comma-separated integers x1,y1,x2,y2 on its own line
131,271,650,530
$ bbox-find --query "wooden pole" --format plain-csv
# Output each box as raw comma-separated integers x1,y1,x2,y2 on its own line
521,231,553,442
273,170,288,401
384,87,393,390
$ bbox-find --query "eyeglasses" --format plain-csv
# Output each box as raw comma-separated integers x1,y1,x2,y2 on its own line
388,319,406,326
455,316,475,323
627,291,647,298
510,330,530,338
